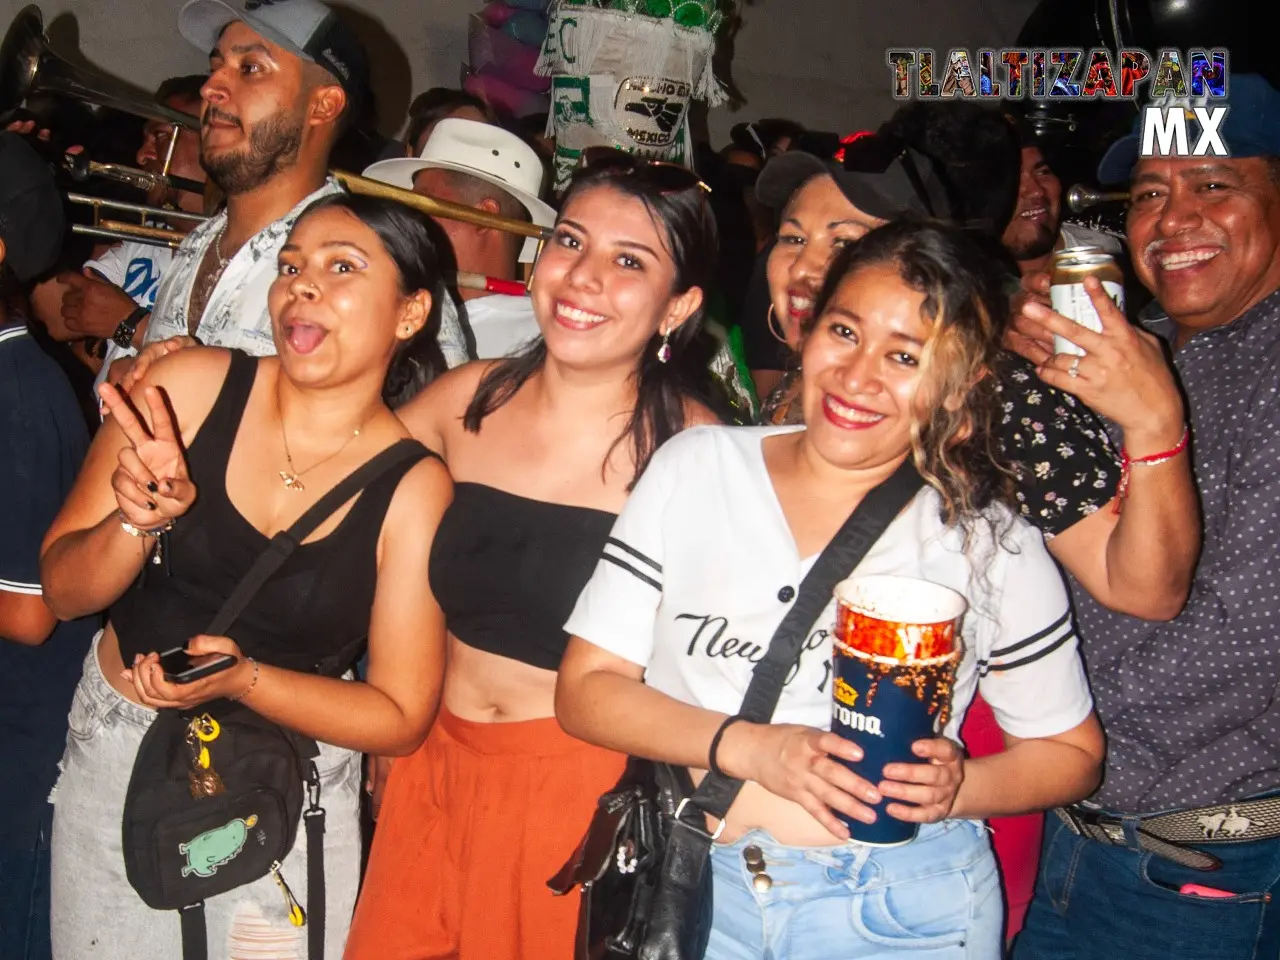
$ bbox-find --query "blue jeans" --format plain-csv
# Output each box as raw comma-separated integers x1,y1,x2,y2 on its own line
0,806,52,960
1014,811,1280,960
706,819,1002,959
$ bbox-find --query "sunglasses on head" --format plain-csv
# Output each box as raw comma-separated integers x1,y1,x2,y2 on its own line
579,146,712,196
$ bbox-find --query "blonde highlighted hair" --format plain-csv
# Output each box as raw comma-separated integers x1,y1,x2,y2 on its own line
806,219,1019,532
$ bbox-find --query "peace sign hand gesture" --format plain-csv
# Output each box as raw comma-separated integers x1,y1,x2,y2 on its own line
98,382,197,529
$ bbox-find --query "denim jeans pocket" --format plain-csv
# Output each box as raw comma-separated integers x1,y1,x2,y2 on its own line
64,682,103,743
1039,815,1085,911
848,865,972,949
1136,851,1269,958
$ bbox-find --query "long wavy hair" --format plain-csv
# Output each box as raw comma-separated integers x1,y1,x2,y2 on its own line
462,162,721,487
806,219,1018,532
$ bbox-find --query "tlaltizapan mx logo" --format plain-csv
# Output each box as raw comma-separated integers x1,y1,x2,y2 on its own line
885,47,1231,159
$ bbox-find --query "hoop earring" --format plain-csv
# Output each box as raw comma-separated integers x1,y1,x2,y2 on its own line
767,304,787,345
657,330,672,364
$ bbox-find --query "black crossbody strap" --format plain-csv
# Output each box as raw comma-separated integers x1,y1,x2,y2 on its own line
179,903,207,960
205,439,427,637
692,457,923,820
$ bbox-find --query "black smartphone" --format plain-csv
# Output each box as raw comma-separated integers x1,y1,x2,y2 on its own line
158,647,238,684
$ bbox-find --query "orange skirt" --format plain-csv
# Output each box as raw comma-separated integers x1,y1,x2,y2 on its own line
344,709,626,960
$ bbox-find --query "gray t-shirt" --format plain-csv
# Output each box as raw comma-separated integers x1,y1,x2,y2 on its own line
1072,287,1280,814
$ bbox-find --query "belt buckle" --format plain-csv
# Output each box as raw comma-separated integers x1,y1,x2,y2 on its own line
1096,817,1128,845
1065,805,1127,845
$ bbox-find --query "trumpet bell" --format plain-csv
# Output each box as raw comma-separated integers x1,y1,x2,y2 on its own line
1,5,197,129
0,6,43,115
1066,184,1129,214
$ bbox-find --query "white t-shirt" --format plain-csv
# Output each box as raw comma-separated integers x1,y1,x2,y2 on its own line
458,293,540,360
565,425,1094,744
86,240,176,393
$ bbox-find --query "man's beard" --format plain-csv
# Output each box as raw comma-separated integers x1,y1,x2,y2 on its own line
1007,221,1059,262
201,108,304,196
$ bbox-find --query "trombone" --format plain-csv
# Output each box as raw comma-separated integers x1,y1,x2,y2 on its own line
2,5,551,263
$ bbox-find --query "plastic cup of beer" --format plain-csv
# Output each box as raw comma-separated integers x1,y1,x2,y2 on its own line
830,574,966,845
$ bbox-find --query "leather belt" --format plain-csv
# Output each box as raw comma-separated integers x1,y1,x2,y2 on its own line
1056,795,1280,872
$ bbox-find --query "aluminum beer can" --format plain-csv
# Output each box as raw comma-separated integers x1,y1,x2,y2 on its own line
1050,252,1125,356
830,575,965,845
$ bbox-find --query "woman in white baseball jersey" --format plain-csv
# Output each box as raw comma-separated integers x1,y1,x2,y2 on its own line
556,219,1104,958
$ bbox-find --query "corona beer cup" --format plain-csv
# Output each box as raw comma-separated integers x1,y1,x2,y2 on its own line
831,574,965,845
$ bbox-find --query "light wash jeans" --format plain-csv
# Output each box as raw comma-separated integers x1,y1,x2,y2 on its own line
706,819,1002,959
49,635,362,959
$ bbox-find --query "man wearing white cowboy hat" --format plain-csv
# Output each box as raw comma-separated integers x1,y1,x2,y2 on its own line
364,118,556,359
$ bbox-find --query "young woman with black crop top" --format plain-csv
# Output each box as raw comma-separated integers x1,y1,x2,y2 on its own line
344,161,723,960
39,195,454,960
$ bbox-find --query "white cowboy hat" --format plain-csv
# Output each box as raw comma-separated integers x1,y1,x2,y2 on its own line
363,118,555,263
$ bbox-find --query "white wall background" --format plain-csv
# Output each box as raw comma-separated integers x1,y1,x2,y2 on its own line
2,0,1041,143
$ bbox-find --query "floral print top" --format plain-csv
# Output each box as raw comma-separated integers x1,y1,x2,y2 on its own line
996,355,1120,538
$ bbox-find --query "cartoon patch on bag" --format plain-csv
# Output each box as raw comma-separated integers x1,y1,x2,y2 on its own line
179,814,260,878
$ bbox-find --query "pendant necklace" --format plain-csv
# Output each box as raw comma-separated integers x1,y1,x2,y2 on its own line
277,388,367,492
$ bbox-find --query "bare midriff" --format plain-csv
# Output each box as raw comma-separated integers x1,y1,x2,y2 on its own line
442,633,559,723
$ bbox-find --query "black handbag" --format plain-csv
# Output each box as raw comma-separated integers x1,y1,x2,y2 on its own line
549,459,924,959
121,440,427,960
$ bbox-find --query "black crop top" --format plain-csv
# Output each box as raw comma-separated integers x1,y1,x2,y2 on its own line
428,483,616,671
111,351,431,674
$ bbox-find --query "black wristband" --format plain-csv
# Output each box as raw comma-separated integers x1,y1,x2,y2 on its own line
111,306,150,350
708,714,747,778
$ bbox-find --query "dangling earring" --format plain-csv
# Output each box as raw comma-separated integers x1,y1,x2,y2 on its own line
767,304,787,345
657,330,672,364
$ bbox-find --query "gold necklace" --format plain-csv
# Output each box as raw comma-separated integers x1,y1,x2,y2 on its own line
277,394,367,492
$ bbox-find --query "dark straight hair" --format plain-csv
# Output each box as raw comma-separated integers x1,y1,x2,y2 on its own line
461,161,721,487
294,193,447,408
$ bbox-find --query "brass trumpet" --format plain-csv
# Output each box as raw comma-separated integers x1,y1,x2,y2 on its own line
1066,184,1130,214
2,5,551,251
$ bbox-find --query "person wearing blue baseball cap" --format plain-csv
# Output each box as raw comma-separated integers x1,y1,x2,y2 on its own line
1012,73,1280,960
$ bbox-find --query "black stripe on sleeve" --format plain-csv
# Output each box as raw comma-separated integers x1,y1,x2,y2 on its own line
987,610,1071,659
606,537,663,574
985,629,1076,673
601,553,662,591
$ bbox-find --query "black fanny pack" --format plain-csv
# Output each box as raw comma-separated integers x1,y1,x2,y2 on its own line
121,440,426,960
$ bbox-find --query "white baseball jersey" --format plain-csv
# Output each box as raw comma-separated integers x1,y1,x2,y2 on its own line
565,424,1094,743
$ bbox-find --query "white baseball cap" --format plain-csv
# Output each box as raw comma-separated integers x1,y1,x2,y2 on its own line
363,118,555,264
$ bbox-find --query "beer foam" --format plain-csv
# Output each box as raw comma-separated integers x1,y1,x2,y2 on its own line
834,574,967,625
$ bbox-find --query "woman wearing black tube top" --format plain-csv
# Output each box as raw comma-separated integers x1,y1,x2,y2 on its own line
39,196,454,959
345,159,724,960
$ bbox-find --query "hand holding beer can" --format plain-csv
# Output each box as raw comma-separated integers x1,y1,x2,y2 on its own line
1050,251,1125,356
831,575,965,845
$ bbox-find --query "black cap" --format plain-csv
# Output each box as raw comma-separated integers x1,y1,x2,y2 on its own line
0,133,63,283
756,132,955,222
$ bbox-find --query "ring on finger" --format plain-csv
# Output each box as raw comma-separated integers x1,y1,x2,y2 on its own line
1068,355,1082,379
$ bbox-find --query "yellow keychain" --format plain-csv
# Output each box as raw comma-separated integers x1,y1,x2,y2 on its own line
271,862,306,927
192,715,220,771
186,714,225,798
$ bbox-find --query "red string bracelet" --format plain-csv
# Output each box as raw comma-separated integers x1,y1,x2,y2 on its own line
1113,425,1190,514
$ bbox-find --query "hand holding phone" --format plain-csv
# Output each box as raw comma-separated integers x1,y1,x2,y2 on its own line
158,647,238,684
